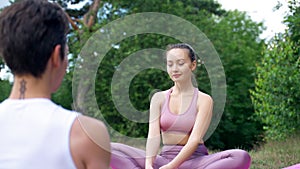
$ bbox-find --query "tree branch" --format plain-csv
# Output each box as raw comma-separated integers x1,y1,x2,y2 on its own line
83,0,101,30
66,12,79,31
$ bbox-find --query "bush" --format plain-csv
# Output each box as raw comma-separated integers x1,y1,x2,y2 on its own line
250,35,300,140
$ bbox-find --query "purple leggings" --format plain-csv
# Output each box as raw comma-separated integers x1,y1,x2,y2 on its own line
110,143,251,169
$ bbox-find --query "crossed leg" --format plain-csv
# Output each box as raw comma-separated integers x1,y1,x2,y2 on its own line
110,143,251,169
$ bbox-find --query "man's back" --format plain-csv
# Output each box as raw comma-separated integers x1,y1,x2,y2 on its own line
0,1,111,168
0,99,78,169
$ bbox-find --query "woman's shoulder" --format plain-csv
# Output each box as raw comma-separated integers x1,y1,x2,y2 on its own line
151,90,168,99
150,89,170,104
196,89,213,104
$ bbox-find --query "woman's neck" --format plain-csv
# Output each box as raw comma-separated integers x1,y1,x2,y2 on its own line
172,81,195,95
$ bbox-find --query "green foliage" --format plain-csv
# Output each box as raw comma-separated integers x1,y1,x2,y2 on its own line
94,34,177,138
0,2,11,102
52,72,73,109
250,0,300,141
250,35,300,140
284,0,300,48
203,10,265,150
0,79,11,102
56,0,266,149
92,2,265,149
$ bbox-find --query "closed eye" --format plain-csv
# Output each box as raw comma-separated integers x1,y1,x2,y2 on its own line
167,62,173,67
178,60,185,65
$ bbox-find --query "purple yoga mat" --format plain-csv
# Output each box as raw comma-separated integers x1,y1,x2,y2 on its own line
283,163,300,169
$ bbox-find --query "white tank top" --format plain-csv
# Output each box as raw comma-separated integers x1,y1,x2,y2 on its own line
0,98,78,169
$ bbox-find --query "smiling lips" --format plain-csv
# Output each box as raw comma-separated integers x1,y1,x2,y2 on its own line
172,74,181,78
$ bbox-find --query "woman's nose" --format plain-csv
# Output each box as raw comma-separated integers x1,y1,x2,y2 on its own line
172,64,179,72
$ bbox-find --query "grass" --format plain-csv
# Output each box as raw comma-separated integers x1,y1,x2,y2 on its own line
249,132,300,169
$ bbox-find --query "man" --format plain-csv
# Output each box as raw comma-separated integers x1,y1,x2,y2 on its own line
0,0,111,168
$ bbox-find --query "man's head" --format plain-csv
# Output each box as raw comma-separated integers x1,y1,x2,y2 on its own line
0,0,69,78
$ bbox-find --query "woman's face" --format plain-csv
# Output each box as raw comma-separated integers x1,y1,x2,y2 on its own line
166,48,196,82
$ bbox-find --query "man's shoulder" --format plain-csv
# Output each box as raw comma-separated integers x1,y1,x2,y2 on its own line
76,115,108,137
70,115,111,168
71,115,110,152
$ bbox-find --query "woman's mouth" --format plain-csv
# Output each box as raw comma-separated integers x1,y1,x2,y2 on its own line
172,74,181,78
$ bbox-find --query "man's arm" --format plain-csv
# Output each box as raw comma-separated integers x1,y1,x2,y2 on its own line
70,115,111,169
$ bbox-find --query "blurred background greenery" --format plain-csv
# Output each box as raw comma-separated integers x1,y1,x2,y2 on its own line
0,0,299,154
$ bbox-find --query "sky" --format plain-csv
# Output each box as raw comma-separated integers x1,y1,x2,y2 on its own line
217,0,289,40
0,0,290,80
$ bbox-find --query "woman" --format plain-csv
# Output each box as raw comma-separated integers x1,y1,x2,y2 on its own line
110,43,251,169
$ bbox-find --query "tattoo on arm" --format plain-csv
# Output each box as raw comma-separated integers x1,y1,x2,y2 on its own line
19,79,27,99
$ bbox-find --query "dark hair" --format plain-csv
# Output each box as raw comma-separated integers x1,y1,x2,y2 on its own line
166,43,197,62
0,0,69,77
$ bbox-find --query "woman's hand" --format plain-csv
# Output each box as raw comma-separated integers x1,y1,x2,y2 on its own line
146,166,154,169
159,163,176,169
145,160,154,169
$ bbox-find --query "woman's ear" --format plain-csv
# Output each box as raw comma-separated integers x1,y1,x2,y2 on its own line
191,60,197,71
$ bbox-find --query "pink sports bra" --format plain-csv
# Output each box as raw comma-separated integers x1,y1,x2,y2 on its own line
160,88,198,134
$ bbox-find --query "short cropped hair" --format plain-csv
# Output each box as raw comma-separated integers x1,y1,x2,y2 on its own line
0,0,69,77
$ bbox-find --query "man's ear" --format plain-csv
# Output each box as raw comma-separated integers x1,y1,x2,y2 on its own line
50,45,62,68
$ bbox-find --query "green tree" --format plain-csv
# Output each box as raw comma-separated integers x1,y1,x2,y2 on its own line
203,10,265,149
251,0,300,140
251,35,300,140
92,1,264,149
60,0,229,140
43,0,265,149
284,0,300,49
0,3,11,102
0,79,11,102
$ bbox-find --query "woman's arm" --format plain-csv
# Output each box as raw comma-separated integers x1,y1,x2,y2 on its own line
145,92,164,169
162,93,213,169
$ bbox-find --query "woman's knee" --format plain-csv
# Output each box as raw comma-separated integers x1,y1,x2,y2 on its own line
236,150,250,161
232,149,251,168
111,142,128,151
